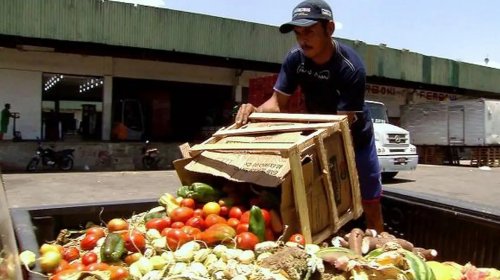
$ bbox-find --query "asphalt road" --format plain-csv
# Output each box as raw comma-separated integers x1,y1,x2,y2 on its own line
2,164,499,215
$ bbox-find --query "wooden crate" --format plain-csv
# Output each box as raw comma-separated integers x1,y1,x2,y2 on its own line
174,113,362,244
470,146,500,167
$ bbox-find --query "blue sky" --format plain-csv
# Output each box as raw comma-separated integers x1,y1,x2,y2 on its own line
113,0,500,69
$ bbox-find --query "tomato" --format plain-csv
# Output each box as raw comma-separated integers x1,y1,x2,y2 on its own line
80,234,100,251
185,216,206,230
81,252,98,266
121,231,146,252
261,209,271,226
166,228,191,250
289,233,306,246
203,202,221,216
124,252,142,266
54,259,70,273
181,225,201,236
86,262,109,271
40,243,63,255
180,198,196,209
239,210,251,224
160,227,173,237
205,214,226,228
193,209,204,217
145,218,170,232
62,246,80,262
171,221,185,229
229,206,244,220
227,218,240,229
236,223,249,234
170,207,194,223
265,228,274,241
40,251,62,273
109,265,129,280
51,269,79,280
86,227,106,239
107,218,129,232
69,261,86,271
219,206,229,217
235,232,259,250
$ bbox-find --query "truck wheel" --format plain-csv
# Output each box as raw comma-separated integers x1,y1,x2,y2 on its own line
382,172,398,180
26,158,40,172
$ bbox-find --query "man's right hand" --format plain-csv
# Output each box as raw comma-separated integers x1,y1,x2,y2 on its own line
235,103,258,127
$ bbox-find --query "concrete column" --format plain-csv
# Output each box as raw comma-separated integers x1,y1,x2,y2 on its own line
102,75,113,140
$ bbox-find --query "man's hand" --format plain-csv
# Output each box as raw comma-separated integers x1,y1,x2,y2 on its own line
235,103,259,127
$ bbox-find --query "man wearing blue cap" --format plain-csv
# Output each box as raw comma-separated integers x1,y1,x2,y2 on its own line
236,0,384,233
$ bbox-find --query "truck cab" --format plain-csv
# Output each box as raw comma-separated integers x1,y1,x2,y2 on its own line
366,101,418,180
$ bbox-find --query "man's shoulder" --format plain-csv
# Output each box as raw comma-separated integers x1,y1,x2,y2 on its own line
334,40,365,73
283,47,303,64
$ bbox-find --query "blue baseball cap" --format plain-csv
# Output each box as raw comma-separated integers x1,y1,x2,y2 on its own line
279,0,333,33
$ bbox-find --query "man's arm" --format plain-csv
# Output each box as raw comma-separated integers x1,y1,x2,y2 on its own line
235,91,290,127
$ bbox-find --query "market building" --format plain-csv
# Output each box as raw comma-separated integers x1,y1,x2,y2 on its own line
1,0,500,171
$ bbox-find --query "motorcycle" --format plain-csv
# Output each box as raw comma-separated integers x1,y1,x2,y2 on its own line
142,140,160,170
26,139,75,172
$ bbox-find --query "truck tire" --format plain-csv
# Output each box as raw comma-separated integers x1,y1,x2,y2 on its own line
382,172,398,180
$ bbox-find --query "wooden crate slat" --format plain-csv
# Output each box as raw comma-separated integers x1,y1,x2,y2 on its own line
213,123,337,137
249,112,348,123
288,146,313,244
339,121,363,218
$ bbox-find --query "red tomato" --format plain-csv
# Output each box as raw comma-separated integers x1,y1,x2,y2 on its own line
289,233,306,246
236,223,249,234
54,259,70,273
86,227,105,239
181,225,201,236
51,269,79,280
80,234,100,251
229,206,244,220
69,261,86,271
205,214,226,228
124,253,142,266
180,198,196,208
145,218,170,232
81,252,98,266
109,265,129,280
107,218,129,232
239,211,251,224
170,207,194,223
166,228,191,250
171,221,185,229
261,209,271,226
227,218,240,229
160,227,173,237
265,228,274,241
219,206,229,217
235,232,260,250
62,247,80,262
193,209,204,217
86,262,109,271
185,216,206,230
121,231,146,252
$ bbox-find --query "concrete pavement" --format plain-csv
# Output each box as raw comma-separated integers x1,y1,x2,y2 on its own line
3,165,500,215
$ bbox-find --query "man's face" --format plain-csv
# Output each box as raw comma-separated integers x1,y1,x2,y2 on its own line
293,22,332,60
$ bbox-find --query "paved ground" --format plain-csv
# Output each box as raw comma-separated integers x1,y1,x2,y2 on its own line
2,164,500,215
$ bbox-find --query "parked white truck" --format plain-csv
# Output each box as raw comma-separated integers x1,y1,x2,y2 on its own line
366,101,418,180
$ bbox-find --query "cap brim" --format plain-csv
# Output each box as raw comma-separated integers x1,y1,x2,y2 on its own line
279,19,318,33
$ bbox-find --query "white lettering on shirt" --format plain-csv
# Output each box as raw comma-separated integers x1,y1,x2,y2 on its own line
297,64,330,80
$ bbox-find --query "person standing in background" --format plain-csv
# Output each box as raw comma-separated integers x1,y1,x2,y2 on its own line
0,103,13,140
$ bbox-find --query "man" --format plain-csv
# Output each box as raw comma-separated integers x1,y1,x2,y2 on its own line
0,103,13,140
236,0,384,232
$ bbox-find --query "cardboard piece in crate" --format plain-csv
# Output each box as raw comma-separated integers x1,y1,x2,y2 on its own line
174,113,362,244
